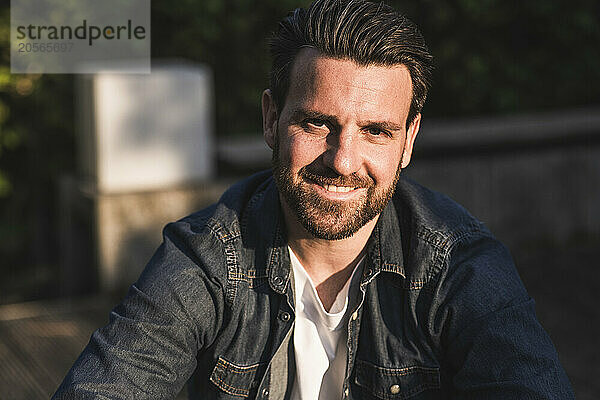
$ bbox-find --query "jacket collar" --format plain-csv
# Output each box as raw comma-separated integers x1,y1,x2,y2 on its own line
361,201,406,285
240,177,290,294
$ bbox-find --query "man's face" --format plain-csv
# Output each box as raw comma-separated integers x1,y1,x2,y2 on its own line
263,48,420,240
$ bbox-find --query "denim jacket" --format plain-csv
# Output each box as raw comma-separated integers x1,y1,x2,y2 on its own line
54,171,574,399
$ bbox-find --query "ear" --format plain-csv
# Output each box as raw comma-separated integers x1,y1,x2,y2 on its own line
262,89,278,150
400,113,421,169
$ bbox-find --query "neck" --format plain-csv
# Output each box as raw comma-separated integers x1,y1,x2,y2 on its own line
282,200,378,310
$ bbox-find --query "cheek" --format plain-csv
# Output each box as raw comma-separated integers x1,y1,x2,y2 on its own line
286,135,325,169
364,149,403,184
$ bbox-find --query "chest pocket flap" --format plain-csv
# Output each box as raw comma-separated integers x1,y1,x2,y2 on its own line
354,360,440,399
210,356,264,398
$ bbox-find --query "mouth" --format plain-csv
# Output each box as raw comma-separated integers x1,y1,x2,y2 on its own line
304,177,366,199
319,183,358,193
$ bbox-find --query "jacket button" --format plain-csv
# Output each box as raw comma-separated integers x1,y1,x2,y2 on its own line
365,268,373,277
351,311,358,321
389,384,400,394
262,388,269,397
273,276,283,286
279,311,291,322
344,387,349,397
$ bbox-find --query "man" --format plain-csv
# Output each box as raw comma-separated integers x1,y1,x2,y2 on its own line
55,0,574,399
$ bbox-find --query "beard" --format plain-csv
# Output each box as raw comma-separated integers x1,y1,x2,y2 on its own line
272,138,402,241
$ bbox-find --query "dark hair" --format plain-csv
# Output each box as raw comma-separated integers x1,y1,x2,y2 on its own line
269,0,433,128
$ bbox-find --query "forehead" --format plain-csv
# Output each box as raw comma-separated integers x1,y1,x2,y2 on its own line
285,48,413,122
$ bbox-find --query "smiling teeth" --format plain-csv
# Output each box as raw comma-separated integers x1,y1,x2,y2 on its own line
323,184,355,193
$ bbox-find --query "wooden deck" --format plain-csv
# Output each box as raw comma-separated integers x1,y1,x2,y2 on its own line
0,296,187,399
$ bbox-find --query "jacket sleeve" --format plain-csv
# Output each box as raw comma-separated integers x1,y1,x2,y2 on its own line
53,220,226,399
431,232,574,399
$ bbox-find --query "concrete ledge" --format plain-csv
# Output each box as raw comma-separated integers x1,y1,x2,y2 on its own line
417,106,600,150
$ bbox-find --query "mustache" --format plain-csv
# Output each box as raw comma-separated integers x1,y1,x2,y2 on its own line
299,166,373,188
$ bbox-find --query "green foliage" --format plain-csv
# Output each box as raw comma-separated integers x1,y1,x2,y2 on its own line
400,0,600,116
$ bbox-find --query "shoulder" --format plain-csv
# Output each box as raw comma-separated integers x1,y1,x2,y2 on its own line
178,170,273,232
393,177,486,240
392,177,523,291
392,177,492,271
135,171,276,310
392,177,528,317
167,170,274,248
141,171,275,282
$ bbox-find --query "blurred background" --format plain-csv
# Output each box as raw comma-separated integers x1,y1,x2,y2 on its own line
0,0,599,398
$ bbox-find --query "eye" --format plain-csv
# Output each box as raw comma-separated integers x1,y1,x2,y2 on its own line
301,118,330,134
365,126,390,137
306,118,328,129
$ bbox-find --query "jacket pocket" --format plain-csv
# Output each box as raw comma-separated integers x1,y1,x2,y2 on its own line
354,360,440,399
209,356,264,398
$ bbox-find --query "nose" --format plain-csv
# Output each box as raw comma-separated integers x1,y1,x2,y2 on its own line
322,129,361,177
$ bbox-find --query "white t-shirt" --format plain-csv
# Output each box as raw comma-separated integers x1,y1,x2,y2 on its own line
289,247,362,400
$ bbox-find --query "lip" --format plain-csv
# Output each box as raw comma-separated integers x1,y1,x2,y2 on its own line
306,178,366,201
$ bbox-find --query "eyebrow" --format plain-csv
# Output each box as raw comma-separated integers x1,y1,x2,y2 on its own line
289,108,404,133
289,109,336,125
359,120,404,133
